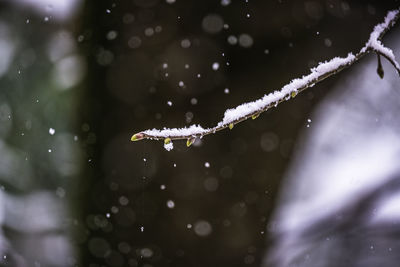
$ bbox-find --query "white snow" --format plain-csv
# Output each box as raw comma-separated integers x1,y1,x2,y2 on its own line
49,128,55,135
144,124,207,137
212,62,220,71
164,141,174,151
166,200,175,208
361,10,400,70
135,9,399,144
219,53,355,126
141,53,356,139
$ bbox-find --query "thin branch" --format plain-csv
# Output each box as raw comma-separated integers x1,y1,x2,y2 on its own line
131,8,400,147
376,50,400,75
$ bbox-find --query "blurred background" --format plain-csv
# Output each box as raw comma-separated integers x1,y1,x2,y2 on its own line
0,0,399,266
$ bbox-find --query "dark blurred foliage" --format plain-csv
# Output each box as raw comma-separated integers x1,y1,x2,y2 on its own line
80,1,398,267
0,0,398,266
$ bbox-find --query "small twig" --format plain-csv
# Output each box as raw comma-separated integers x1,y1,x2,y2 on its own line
375,50,400,75
376,53,384,78
131,8,400,147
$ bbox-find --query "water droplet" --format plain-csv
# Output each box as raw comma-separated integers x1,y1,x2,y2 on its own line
49,128,55,135
204,162,210,168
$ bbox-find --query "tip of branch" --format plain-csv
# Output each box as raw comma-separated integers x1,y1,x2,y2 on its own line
131,133,144,141
186,137,196,147
377,54,385,79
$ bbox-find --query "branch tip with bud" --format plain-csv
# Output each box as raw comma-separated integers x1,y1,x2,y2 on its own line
130,8,400,150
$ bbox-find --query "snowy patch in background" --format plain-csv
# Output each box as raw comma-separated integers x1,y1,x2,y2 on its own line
9,0,82,21
0,23,16,79
264,28,400,267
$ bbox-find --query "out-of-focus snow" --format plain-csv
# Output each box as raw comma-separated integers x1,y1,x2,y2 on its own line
264,26,400,267
8,0,82,21
0,23,16,79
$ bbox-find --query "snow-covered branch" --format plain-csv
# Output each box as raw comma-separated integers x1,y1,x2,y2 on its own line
131,9,400,150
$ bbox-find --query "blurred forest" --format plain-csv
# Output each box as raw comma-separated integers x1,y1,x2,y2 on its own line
0,0,398,266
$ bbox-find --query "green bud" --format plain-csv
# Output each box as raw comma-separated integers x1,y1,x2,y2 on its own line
252,113,259,120
186,137,195,147
131,133,144,141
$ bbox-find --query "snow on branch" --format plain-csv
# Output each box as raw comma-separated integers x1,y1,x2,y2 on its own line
131,8,400,150
361,9,400,75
